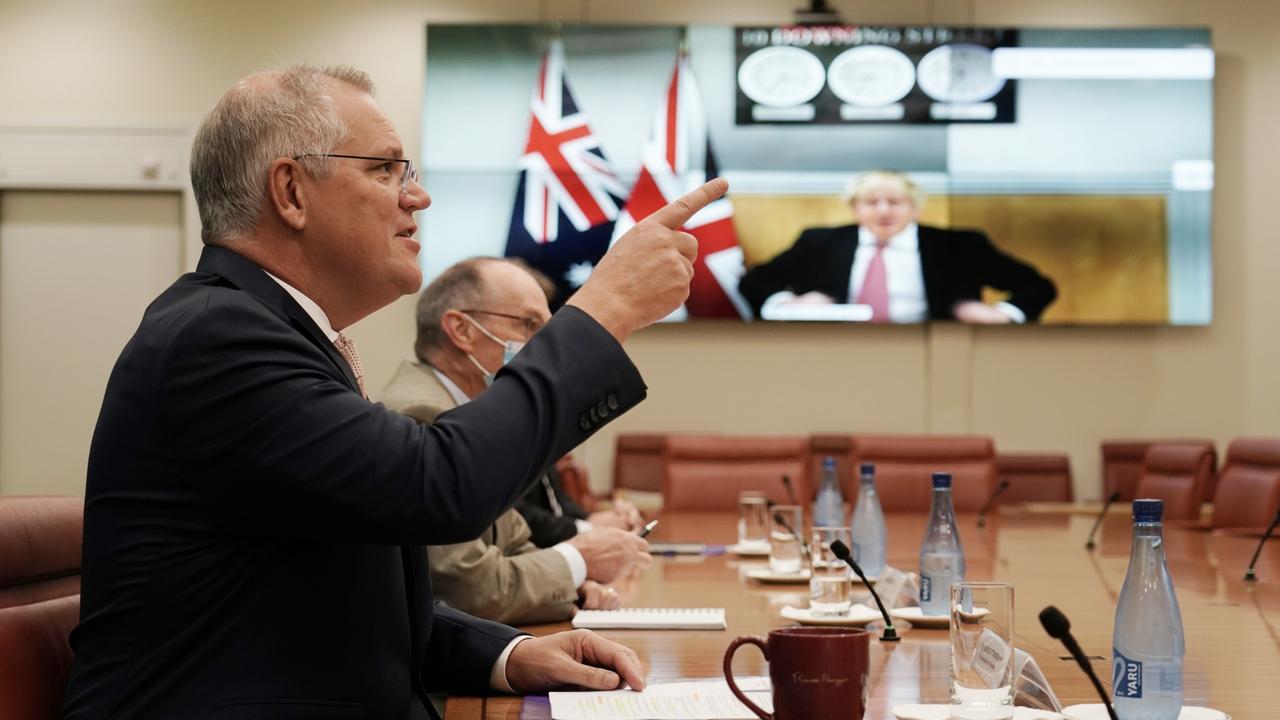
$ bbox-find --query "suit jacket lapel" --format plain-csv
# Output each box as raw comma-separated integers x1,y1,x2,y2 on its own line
834,225,860,301
196,246,363,394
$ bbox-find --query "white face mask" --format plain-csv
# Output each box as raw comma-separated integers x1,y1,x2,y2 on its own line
463,314,526,386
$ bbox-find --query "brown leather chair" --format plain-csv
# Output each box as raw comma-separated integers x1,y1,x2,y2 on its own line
613,433,667,493
1134,444,1216,521
0,495,84,720
995,453,1074,503
809,434,855,500
1102,439,1215,501
661,435,809,510
1210,438,1280,529
554,454,594,510
848,435,997,512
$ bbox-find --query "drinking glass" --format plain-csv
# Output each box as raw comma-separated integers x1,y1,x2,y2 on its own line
949,582,1015,720
809,526,853,616
737,492,770,549
769,504,804,574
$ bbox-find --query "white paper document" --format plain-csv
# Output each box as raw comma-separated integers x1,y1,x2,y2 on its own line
571,607,726,630
549,677,773,720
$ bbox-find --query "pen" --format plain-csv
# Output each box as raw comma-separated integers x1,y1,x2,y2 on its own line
638,520,659,538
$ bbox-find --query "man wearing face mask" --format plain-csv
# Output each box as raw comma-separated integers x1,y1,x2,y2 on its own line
380,257,651,624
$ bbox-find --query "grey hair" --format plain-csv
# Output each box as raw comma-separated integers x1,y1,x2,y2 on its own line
190,64,375,245
414,258,497,363
842,170,927,209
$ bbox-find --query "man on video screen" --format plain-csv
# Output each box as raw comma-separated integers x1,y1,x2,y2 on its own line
738,171,1057,324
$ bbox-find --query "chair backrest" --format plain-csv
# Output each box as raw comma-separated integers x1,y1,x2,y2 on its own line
613,433,667,493
809,434,856,500
0,495,84,720
0,495,84,609
849,435,996,512
661,435,809,511
995,453,1074,503
1135,444,1217,521
1211,438,1280,529
1102,439,1215,502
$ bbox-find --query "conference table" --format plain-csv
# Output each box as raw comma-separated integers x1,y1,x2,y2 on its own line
445,504,1280,719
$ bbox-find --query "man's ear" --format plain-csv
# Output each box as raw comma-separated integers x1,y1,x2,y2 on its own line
267,158,307,232
440,309,478,353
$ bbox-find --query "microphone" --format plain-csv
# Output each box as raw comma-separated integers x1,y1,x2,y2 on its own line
1039,606,1117,720
780,474,801,506
1086,491,1122,550
830,539,900,642
976,480,1011,528
771,510,810,556
1244,508,1280,581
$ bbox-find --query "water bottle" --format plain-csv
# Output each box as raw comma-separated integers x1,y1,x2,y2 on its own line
919,472,965,616
1112,499,1184,720
849,462,887,577
812,456,844,528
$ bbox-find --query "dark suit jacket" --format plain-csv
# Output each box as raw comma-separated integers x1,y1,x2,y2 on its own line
61,246,645,720
738,224,1057,322
514,467,590,548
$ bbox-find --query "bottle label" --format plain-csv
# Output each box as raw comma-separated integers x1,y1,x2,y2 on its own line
920,575,931,602
1112,648,1143,698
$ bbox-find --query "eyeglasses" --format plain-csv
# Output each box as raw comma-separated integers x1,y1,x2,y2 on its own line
460,309,544,336
292,153,419,191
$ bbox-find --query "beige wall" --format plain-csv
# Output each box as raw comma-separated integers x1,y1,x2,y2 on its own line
0,0,1274,500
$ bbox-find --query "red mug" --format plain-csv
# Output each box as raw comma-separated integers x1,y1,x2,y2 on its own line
723,626,870,720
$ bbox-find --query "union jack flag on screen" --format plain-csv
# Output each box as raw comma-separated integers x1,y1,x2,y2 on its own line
611,51,750,319
504,40,626,307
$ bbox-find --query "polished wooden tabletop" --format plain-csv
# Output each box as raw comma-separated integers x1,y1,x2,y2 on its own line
445,505,1280,719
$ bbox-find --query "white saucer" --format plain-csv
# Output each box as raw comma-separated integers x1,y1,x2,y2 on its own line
1063,704,1228,720
888,606,952,628
894,704,1062,720
781,603,882,626
727,542,770,557
746,568,811,583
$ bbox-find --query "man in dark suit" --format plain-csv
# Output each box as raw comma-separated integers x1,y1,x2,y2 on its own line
739,171,1056,324
61,64,725,720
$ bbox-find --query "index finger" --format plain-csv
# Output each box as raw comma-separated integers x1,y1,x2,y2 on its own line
643,177,728,230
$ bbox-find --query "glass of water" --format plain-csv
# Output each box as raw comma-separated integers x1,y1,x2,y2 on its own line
737,492,770,550
949,582,1015,720
768,504,804,574
809,526,853,616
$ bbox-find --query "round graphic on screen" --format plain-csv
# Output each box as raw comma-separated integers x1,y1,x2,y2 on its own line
737,46,827,108
916,43,1007,103
827,45,917,107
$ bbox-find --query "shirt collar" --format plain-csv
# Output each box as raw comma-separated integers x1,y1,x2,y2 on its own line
858,222,919,251
264,272,338,342
429,366,472,406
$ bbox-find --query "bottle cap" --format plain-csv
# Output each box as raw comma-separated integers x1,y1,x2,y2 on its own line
1133,498,1163,522
932,472,952,489
823,456,835,469
859,462,875,477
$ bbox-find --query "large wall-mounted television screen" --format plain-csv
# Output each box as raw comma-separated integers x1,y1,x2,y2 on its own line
422,24,1213,325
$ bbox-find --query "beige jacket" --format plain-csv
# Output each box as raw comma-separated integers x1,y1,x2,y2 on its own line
379,360,578,624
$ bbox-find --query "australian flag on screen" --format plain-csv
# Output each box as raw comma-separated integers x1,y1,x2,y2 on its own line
504,39,627,308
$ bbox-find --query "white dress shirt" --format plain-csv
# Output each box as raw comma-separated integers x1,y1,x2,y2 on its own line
848,224,929,324
264,274,531,692
760,224,1026,323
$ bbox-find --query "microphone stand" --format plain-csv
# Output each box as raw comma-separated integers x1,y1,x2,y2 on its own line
977,480,1011,529
1244,508,1280,581
830,540,900,642
1039,606,1117,720
1086,491,1122,550
781,474,801,506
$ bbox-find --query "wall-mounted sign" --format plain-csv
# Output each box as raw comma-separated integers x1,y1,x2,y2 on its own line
735,25,1019,125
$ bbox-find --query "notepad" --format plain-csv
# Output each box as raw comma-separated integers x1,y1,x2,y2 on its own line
549,677,771,719
571,608,727,630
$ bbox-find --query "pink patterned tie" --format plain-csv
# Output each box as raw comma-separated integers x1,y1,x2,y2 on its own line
856,243,891,322
332,332,367,398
